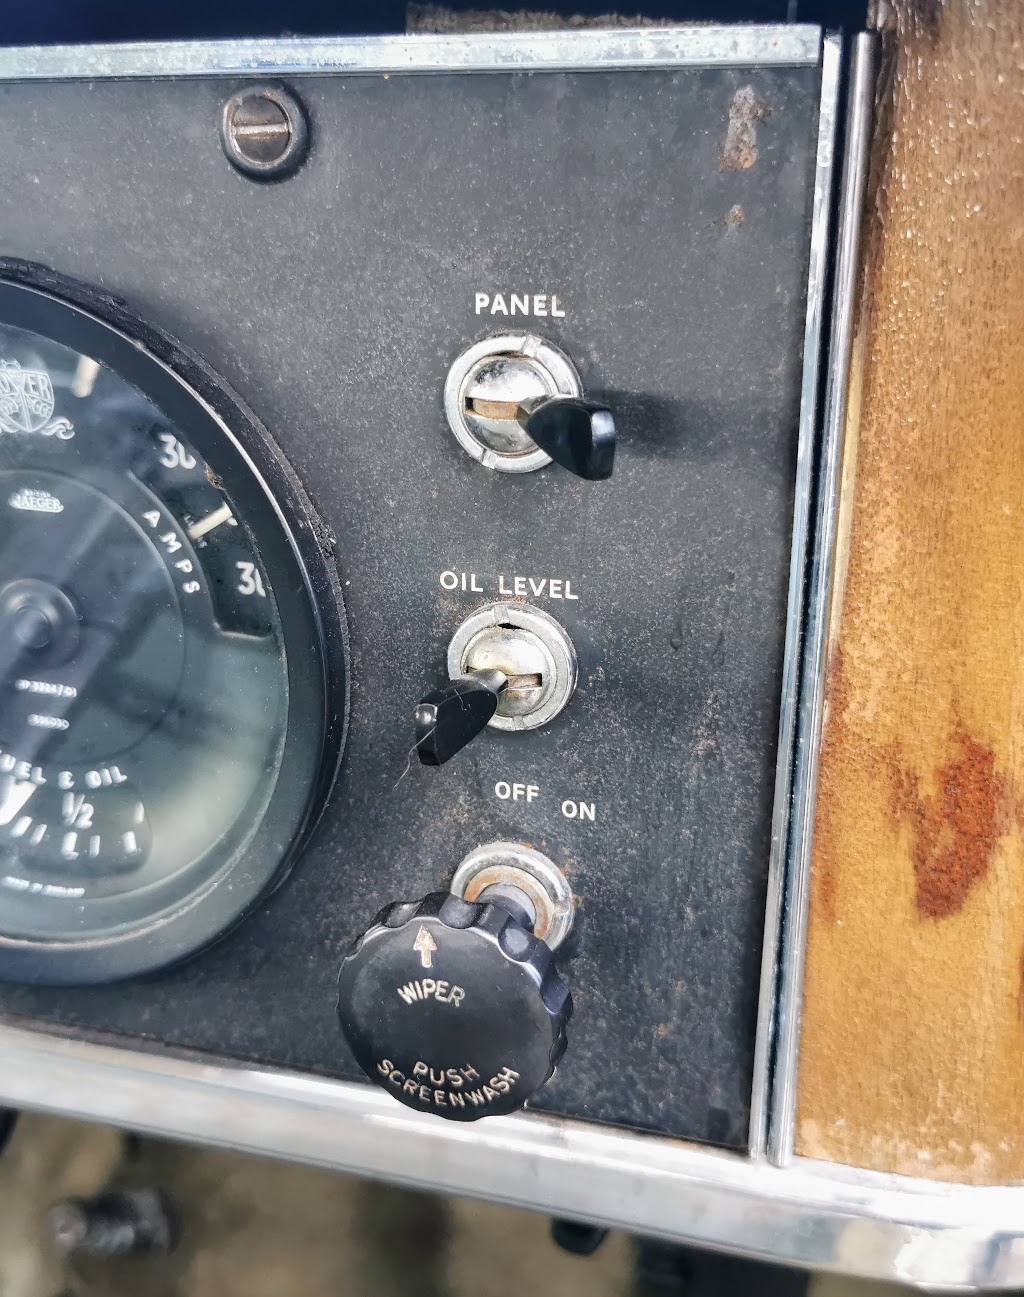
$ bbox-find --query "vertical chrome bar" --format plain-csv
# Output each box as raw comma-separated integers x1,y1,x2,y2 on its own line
767,31,879,1165
749,31,844,1159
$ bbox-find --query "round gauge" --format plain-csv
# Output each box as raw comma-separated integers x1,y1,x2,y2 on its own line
0,265,346,984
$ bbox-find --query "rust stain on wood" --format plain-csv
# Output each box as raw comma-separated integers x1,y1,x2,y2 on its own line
796,0,1024,1184
889,725,1011,920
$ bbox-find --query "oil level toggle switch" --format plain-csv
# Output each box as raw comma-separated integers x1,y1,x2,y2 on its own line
444,334,616,479
337,843,574,1120
415,602,577,765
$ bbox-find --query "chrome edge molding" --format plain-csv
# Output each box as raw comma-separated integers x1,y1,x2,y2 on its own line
3,1021,1024,1290
0,26,820,80
768,32,879,1168
748,32,842,1162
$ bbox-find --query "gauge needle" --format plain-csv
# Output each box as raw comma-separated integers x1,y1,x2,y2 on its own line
188,503,234,541
0,778,37,827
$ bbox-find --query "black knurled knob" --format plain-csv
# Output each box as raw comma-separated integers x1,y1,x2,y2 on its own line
337,891,571,1120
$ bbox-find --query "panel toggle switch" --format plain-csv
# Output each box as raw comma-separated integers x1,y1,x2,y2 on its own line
444,334,616,478
516,395,616,481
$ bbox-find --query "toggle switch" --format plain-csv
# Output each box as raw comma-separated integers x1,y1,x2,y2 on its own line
517,395,616,481
415,603,577,766
414,671,507,767
444,334,616,478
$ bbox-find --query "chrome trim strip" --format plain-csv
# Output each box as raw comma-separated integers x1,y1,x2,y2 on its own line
3,1021,1024,1289
769,32,879,1166
748,32,842,1160
0,27,821,81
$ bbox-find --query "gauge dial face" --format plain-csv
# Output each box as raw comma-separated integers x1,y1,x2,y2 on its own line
0,273,342,983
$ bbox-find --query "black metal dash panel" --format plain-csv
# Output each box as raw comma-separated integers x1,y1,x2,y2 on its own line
0,59,822,1148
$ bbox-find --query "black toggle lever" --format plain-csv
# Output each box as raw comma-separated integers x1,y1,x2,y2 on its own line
414,669,507,766
517,396,616,481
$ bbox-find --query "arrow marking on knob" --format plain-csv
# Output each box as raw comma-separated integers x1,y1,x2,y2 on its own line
413,925,438,969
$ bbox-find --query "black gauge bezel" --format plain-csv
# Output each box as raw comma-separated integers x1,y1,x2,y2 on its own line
0,260,348,985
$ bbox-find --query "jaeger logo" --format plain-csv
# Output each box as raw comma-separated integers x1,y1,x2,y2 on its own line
9,487,64,513
0,360,74,438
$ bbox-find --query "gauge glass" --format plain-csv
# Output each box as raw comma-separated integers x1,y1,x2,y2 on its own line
0,317,290,945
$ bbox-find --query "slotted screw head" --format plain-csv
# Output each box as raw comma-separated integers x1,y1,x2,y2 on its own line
221,83,309,180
